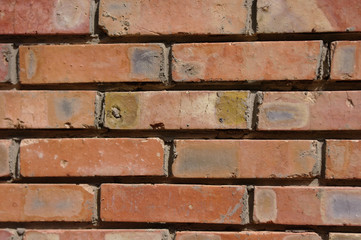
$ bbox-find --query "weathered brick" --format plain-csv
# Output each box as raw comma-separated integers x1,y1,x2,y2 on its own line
19,44,167,84
24,229,169,240
172,41,322,82
104,91,251,130
0,45,13,83
0,229,16,240
331,41,361,80
101,184,248,224
330,233,361,240
176,231,321,240
257,0,361,33
0,184,95,222
0,0,90,35
20,138,165,177
254,186,361,226
173,140,321,178
0,140,12,178
99,0,248,36
258,91,361,131
326,140,361,179
0,91,96,129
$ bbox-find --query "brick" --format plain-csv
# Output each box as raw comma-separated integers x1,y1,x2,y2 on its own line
101,184,248,224
330,233,361,240
172,41,322,82
19,44,167,84
257,0,361,33
176,231,321,240
0,140,12,178
99,0,248,36
105,91,251,130
0,91,96,129
0,229,16,240
173,140,321,178
20,138,165,177
0,0,90,35
331,41,361,80
24,229,169,240
326,140,361,179
0,184,95,222
258,91,361,131
254,186,361,226
0,45,13,83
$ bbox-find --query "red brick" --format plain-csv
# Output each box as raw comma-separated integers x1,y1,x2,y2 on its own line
176,231,321,240
101,184,248,224
20,138,165,177
24,229,169,240
172,41,322,82
0,45,13,83
254,186,361,226
105,91,251,130
0,140,12,178
326,140,361,179
0,229,16,240
173,140,321,178
99,0,248,36
0,0,90,35
0,91,96,129
257,0,361,33
258,91,361,131
330,233,361,240
0,184,95,222
19,44,167,84
331,41,361,80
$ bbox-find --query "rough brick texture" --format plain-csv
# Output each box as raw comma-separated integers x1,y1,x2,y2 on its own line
172,41,322,82
101,184,248,224
173,140,321,178
331,41,361,80
19,44,168,84
254,186,361,226
0,45,13,83
0,140,12,178
0,184,95,222
20,138,165,177
99,0,248,36
329,233,361,240
104,91,251,130
0,0,91,35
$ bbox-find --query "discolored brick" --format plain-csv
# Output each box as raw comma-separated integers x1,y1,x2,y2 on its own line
331,41,361,80
0,140,12,178
0,45,13,83
330,233,361,240
0,229,16,240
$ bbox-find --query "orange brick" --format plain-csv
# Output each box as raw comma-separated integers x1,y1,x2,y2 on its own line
0,0,90,35
176,231,321,240
257,0,361,33
331,41,361,80
0,45,13,83
173,140,321,178
0,229,16,239
254,186,361,226
19,44,168,84
0,140,12,178
330,233,361,240
99,0,248,36
258,91,361,131
101,184,248,224
0,184,95,222
172,41,322,82
104,91,251,130
20,138,165,177
326,140,361,179
0,91,96,129
24,229,169,240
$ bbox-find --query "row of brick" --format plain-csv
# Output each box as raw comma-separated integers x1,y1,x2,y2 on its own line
1,184,361,226
1,0,361,36
1,90,361,131
0,138,359,179
3,229,360,240
1,41,360,84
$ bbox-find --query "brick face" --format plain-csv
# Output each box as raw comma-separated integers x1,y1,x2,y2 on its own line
331,41,361,80
175,232,322,240
0,45,12,83
0,140,12,178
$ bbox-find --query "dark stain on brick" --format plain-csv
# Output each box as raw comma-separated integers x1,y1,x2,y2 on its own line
130,48,161,79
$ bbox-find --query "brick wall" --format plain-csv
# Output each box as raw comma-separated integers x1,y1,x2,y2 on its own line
1,0,361,240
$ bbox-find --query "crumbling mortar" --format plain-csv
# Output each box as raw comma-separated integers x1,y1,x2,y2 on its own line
9,138,20,181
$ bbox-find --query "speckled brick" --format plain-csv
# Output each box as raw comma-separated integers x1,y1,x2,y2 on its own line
19,44,167,84
99,0,248,36
0,184,95,222
331,41,361,80
254,186,361,226
101,184,248,224
172,41,322,82
0,0,90,35
257,0,361,33
0,91,96,129
20,138,165,177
